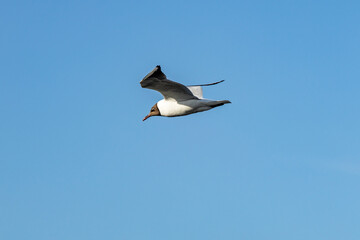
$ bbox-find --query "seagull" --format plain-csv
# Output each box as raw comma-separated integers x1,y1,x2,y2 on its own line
140,65,231,121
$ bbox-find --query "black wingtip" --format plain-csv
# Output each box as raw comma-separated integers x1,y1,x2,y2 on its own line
188,79,225,87
206,80,225,86
141,65,167,82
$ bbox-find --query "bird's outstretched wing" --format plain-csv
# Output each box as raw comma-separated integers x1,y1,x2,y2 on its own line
140,65,197,101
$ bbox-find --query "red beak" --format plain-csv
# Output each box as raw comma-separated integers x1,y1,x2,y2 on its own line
143,114,151,121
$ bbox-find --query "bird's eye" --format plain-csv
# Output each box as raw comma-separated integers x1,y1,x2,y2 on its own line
151,108,154,112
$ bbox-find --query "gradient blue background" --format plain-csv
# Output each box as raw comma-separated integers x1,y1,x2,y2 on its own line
1,0,360,239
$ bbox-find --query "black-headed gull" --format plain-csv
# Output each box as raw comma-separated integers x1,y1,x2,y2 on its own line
140,65,231,121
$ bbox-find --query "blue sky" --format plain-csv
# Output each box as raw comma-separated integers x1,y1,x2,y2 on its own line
1,0,360,239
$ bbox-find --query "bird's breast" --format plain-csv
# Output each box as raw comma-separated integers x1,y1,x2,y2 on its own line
157,99,210,117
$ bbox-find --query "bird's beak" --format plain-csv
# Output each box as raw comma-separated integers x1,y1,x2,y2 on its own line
143,114,151,121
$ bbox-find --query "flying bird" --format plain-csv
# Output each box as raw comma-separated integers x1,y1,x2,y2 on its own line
140,65,231,121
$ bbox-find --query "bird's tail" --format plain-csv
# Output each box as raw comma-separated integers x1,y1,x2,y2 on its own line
208,100,231,108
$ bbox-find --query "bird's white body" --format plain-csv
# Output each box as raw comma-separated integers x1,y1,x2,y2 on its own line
157,99,215,117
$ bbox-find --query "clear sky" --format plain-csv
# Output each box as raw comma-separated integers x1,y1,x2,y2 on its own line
1,0,360,239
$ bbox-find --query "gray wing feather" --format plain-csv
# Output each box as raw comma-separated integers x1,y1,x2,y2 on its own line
140,65,197,101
